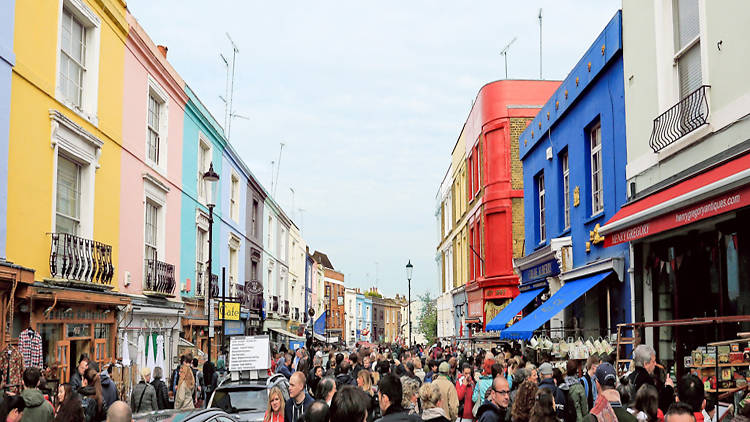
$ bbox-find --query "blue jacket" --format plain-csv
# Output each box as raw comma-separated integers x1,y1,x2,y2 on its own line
285,393,314,422
473,374,494,405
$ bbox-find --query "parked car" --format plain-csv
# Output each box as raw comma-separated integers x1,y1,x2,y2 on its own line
206,380,271,422
134,408,238,421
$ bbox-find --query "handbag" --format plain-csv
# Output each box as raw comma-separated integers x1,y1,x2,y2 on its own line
472,395,481,417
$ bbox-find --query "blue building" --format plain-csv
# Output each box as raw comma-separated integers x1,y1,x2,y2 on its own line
363,295,373,342
0,0,15,259
488,12,631,340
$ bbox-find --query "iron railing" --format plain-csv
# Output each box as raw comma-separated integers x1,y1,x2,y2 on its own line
194,271,219,298
49,233,114,285
649,85,710,152
144,259,175,296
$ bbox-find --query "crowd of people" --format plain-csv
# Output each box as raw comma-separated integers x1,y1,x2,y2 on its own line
265,341,750,422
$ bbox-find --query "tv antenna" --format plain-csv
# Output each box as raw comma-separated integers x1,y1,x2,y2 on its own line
499,36,517,79
273,142,285,197
219,33,244,140
538,8,543,79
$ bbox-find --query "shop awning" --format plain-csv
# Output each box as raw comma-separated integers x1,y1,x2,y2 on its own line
600,153,750,247
500,271,613,340
269,328,304,340
485,288,543,332
313,333,338,343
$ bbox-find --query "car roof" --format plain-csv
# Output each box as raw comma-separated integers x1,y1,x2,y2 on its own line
217,380,269,390
134,408,228,421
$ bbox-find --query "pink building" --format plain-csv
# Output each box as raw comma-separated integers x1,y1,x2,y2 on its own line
118,14,188,372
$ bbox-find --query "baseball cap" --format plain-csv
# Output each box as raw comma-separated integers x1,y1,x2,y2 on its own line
439,361,451,374
595,362,617,387
539,362,553,376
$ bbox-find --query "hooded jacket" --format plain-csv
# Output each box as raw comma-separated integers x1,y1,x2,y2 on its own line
561,375,588,422
20,388,54,422
473,374,494,406
476,400,507,422
432,373,459,421
539,377,566,420
99,372,118,408
284,392,314,422
335,372,356,388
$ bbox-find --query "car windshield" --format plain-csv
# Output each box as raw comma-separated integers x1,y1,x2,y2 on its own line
211,387,267,413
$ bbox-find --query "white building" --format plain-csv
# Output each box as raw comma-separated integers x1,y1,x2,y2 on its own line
262,198,295,346
344,287,357,346
436,291,455,340
288,223,306,324
400,299,427,346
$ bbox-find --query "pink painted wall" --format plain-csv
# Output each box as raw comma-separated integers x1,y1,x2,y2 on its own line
118,14,187,296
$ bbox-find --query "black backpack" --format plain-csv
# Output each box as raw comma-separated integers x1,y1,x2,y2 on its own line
560,387,577,422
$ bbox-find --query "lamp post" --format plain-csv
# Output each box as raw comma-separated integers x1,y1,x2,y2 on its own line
405,260,413,348
203,162,219,362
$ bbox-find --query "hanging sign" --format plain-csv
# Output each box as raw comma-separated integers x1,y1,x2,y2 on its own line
520,259,560,284
219,302,241,321
209,299,216,338
229,335,270,371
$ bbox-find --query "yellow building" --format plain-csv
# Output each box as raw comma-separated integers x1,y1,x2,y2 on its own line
5,0,129,376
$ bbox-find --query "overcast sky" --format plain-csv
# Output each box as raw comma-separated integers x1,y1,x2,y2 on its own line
127,1,620,298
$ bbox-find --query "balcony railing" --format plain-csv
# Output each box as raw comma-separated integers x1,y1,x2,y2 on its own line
649,85,710,153
194,272,219,298
143,259,175,297
49,233,114,287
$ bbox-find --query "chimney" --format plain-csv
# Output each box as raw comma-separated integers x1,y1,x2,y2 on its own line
157,45,168,58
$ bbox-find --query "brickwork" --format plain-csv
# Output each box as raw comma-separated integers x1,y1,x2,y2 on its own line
510,118,531,191
511,198,525,258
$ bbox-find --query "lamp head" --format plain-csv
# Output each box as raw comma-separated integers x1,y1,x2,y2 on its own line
405,260,413,280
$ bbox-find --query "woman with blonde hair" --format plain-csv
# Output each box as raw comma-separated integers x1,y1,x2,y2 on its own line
419,383,450,422
174,360,196,410
401,376,421,416
357,370,378,422
264,387,285,422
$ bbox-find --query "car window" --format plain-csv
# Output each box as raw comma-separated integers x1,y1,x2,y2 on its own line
212,417,235,422
211,388,267,413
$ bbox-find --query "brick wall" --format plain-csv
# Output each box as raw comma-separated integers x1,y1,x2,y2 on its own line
510,118,530,258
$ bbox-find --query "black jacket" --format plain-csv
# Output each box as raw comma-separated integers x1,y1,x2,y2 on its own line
539,378,566,420
377,405,422,422
79,386,107,422
335,373,357,388
100,372,118,408
285,393,314,422
151,378,170,410
476,401,508,422
627,366,674,412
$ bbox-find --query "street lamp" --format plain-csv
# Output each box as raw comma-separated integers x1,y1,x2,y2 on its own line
405,260,413,348
203,162,219,362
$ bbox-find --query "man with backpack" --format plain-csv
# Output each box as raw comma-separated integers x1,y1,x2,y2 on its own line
560,360,588,422
581,355,600,410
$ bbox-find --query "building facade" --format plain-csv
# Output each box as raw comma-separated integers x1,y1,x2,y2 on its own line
435,80,560,334
323,267,344,341
0,0,14,259
263,198,294,345
288,223,306,325
344,287,357,346
600,0,750,373
506,12,629,340
243,165,265,334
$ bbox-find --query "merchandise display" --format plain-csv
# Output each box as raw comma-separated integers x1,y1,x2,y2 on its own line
689,340,750,393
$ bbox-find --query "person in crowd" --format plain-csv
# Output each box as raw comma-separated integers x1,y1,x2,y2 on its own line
98,365,118,409
583,362,636,422
80,367,108,422
510,368,530,404
404,362,422,386
309,366,324,395
581,356,601,410
629,384,663,422
529,390,558,422
561,359,588,422
628,345,674,412
449,357,459,383
420,383,451,422
351,354,363,376
278,355,293,380
537,363,565,420
425,360,439,383
400,376,420,416
456,363,475,422
105,401,132,422
702,400,715,422
202,361,219,405
174,357,196,410
507,360,519,390
151,367,169,410
316,377,337,406
131,367,157,414
553,368,565,388
286,372,314,422
675,375,705,422
664,403,696,422
377,374,420,422
303,401,330,422
264,386,286,422
358,370,379,422
330,385,371,422
511,379,540,422
413,358,426,382
432,361,459,421
71,357,89,392
55,384,84,422
474,359,496,411
476,375,511,422
192,358,204,406
19,368,54,422
336,361,356,388
0,394,26,422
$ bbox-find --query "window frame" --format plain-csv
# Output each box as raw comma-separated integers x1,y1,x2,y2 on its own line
55,154,82,235
671,0,703,99
197,135,212,204
230,171,240,223
474,144,481,196
590,124,604,215
145,77,169,172
561,150,570,230
537,172,546,243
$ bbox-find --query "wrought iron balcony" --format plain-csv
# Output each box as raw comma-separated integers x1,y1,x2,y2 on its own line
143,259,175,297
649,85,710,153
49,233,114,288
193,272,219,299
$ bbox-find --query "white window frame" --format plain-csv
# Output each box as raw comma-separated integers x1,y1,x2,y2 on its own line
143,175,168,260
55,0,100,125
195,209,210,294
230,170,240,223
671,0,703,100
55,155,82,235
590,124,604,215
538,173,546,243
267,216,274,252
229,233,241,298
50,110,101,239
145,77,169,173
197,134,212,204
562,151,570,230
279,228,287,261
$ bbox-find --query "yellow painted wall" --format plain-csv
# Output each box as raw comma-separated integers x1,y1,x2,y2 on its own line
6,0,127,281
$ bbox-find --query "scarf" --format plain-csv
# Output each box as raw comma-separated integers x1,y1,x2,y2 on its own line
178,364,195,390
590,391,619,422
422,407,447,421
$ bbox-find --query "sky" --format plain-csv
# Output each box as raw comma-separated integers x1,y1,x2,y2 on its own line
127,0,620,298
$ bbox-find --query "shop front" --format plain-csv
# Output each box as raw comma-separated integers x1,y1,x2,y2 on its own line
451,285,466,338
0,260,34,350
121,296,183,376
180,298,222,360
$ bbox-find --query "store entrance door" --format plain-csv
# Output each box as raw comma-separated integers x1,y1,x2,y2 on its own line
70,339,91,370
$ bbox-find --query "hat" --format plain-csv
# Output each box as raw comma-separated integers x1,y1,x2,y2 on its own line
595,362,617,387
439,361,451,374
539,362,553,376
140,367,151,379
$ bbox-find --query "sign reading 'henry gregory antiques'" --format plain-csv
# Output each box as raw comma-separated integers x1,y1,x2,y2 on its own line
229,335,270,371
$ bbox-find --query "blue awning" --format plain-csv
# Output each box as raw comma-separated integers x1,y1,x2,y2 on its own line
500,271,613,340
485,288,543,331
314,311,327,335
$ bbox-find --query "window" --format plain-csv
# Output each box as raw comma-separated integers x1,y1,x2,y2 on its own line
474,144,480,195
229,236,240,297
279,229,286,261
251,260,258,281
147,95,161,164
590,124,603,214
467,154,473,199
469,226,475,280
59,8,86,108
196,227,207,288
197,138,211,203
56,156,81,234
267,216,273,250
251,199,259,237
673,0,701,98
538,173,546,242
561,150,570,230
230,172,239,222
144,201,158,262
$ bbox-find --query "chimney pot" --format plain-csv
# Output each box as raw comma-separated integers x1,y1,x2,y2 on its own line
157,45,168,58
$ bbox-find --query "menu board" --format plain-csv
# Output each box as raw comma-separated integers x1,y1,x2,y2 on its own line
229,335,270,371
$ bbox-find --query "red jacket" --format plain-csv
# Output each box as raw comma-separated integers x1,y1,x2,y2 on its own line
455,376,475,420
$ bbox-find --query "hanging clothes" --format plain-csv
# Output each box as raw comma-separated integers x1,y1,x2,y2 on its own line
137,334,146,371
146,332,156,374
155,334,165,373
18,328,43,368
121,332,131,366
0,346,25,393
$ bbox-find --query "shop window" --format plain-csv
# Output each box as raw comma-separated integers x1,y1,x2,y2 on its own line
67,323,91,338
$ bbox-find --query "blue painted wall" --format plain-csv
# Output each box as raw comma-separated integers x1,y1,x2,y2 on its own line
219,151,246,296
0,0,15,259
363,296,373,342
519,11,632,328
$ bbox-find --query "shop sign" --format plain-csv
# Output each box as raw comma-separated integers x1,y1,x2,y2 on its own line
467,286,483,317
228,335,270,371
44,309,111,322
606,186,750,247
219,302,241,321
224,320,244,336
287,321,306,337
484,287,513,299
289,340,304,350
521,259,560,283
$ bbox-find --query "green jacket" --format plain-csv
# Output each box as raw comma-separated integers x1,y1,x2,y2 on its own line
562,376,589,422
20,388,54,422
